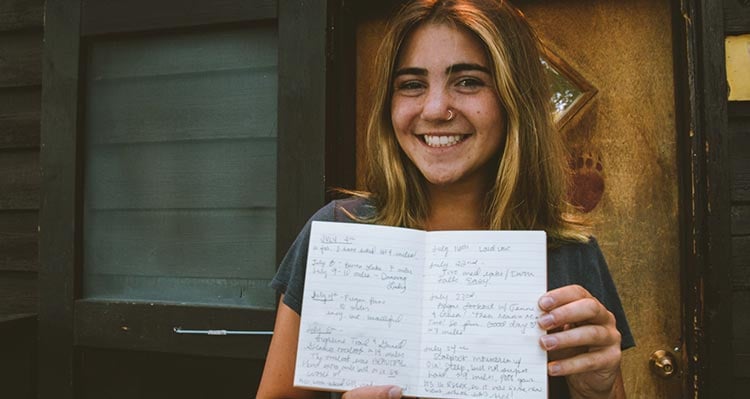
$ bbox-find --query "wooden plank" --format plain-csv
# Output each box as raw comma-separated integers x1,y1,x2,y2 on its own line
79,348,264,399
38,0,81,397
277,0,328,262
324,1,358,197
0,211,38,272
83,275,276,309
700,0,735,392
0,150,39,210
733,236,750,287
0,0,43,32
74,300,274,359
733,205,750,235
733,290,750,379
677,0,733,396
0,86,41,149
0,271,37,316
724,0,750,35
86,140,275,209
81,0,276,35
0,30,42,88
729,101,750,118
0,314,37,399
732,128,750,201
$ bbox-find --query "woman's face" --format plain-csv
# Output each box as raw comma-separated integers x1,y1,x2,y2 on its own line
391,23,505,189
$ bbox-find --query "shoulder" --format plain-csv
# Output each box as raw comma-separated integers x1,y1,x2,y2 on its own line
548,236,608,290
549,236,604,264
310,196,376,223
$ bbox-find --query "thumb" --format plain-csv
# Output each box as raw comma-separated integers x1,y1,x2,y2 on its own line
341,385,402,399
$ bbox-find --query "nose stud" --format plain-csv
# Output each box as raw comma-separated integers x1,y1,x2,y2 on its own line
447,109,454,121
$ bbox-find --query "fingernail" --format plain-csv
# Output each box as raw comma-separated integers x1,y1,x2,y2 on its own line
540,335,558,350
539,296,554,310
389,386,403,399
548,362,562,376
538,314,555,329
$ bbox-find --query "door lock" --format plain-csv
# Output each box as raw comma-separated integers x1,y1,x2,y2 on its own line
649,349,677,378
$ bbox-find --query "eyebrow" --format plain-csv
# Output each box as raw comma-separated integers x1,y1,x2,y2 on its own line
393,63,491,78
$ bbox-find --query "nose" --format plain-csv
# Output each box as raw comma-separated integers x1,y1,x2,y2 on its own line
420,86,452,122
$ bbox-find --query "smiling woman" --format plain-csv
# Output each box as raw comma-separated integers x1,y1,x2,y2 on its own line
257,1,634,398
390,24,505,193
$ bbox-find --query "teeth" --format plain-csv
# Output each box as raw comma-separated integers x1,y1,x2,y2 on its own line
424,135,464,147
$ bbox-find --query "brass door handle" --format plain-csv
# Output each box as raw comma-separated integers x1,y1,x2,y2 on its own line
649,349,677,378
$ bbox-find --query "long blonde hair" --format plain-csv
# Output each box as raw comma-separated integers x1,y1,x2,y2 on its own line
356,0,587,242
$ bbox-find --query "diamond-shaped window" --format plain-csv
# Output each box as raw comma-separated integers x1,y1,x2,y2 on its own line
540,48,597,128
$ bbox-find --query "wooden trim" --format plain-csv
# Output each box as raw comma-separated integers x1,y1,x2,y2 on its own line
724,0,750,35
74,300,274,359
276,0,329,258
0,0,44,33
38,0,82,398
676,0,733,396
81,0,277,36
325,0,357,198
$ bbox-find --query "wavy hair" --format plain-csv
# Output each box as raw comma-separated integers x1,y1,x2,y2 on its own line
353,0,587,242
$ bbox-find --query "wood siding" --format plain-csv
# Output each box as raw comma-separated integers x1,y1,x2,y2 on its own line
725,0,750,396
0,0,42,316
0,1,43,398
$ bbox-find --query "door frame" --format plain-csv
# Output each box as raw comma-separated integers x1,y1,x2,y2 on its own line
675,0,733,396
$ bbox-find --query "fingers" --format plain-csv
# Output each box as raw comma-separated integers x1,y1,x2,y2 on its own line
341,385,402,399
546,344,621,377
538,285,614,330
537,284,622,379
540,323,621,352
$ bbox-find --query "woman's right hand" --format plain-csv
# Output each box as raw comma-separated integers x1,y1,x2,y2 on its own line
341,386,402,399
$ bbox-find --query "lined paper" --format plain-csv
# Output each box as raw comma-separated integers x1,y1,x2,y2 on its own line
295,221,547,399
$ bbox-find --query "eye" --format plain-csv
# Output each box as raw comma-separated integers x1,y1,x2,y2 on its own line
395,80,426,95
456,77,485,90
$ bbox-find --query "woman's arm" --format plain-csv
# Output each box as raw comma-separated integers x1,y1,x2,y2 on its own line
257,296,403,399
538,285,626,399
257,297,326,399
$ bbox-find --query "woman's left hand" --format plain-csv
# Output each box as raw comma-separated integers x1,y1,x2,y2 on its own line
537,284,624,398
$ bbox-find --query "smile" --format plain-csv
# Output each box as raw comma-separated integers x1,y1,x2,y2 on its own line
422,134,467,147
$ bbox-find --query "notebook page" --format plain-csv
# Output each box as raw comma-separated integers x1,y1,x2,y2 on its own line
294,221,425,394
417,230,548,399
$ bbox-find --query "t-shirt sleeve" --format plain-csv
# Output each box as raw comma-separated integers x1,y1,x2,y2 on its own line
269,202,336,314
548,238,636,350
269,198,369,314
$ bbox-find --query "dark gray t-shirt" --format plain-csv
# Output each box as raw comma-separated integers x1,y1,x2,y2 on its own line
271,197,635,350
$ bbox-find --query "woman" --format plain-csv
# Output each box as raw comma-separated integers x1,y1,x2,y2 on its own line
258,0,634,398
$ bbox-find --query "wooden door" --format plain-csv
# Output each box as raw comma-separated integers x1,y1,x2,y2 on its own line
355,0,685,396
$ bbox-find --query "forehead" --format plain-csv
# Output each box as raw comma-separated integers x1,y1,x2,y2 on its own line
396,23,489,68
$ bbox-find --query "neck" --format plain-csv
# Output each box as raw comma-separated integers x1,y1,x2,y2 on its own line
424,182,490,231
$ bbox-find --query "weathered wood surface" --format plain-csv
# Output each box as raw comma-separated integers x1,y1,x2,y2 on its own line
79,347,264,399
0,31,42,88
0,272,37,315
0,0,43,32
0,87,41,149
0,150,39,210
724,0,750,34
0,314,37,399
0,211,38,272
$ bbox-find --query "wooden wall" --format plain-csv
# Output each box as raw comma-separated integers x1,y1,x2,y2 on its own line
0,0,43,397
725,0,750,395
0,0,43,315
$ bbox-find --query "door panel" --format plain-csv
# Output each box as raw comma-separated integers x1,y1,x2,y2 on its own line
355,0,683,396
